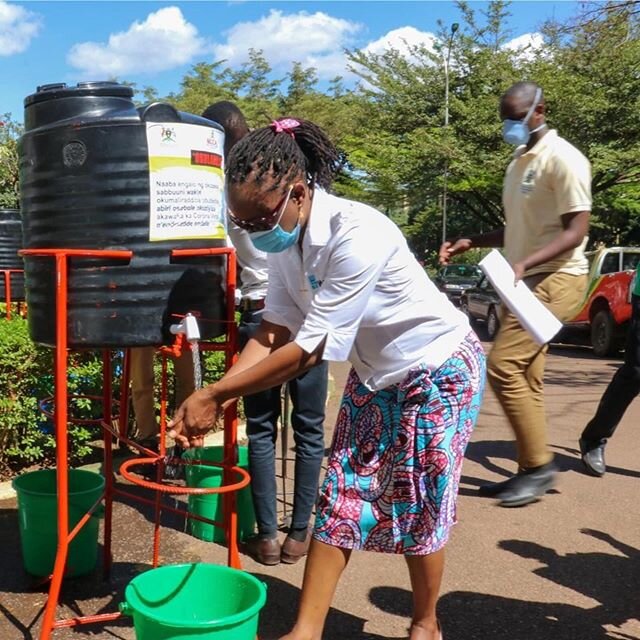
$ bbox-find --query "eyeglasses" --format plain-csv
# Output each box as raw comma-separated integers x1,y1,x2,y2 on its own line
228,186,293,233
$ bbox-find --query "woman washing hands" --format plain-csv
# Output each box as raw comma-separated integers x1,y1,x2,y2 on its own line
169,117,486,640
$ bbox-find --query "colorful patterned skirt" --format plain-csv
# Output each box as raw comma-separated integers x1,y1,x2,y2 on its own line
314,332,486,555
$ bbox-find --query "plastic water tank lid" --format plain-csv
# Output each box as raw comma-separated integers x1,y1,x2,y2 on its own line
24,82,134,107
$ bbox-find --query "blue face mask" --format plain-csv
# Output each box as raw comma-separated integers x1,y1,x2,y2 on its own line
246,185,300,253
249,222,300,253
502,88,544,145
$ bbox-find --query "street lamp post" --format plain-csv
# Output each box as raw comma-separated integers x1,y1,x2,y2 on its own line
442,22,459,245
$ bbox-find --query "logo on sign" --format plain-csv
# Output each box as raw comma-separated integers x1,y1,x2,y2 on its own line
161,127,177,143
206,131,219,148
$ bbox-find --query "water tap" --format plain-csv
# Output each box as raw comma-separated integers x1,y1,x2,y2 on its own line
169,313,201,343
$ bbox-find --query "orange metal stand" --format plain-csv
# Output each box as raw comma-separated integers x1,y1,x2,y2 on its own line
1,267,25,319
19,247,245,639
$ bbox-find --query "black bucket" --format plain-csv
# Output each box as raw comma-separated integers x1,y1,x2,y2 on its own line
0,208,25,302
19,82,228,347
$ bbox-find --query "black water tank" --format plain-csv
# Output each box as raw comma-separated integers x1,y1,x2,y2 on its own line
19,82,228,347
0,208,25,302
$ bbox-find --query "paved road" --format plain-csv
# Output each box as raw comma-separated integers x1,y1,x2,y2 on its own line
1,342,638,639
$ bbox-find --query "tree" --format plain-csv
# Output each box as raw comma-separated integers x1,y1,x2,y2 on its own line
551,0,640,33
346,1,521,259
62,0,639,257
164,51,283,127
280,62,319,113
167,61,239,117
536,3,640,245
457,0,513,51
276,61,367,198
0,115,21,209
346,0,640,259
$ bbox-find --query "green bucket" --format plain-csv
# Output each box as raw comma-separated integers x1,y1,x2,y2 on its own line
120,563,266,640
184,446,255,543
12,468,104,577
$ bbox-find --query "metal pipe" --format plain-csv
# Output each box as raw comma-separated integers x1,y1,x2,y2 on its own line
442,23,459,244
4,270,11,319
102,350,114,579
39,254,70,640
53,612,122,629
118,348,131,441
281,384,290,527
28,246,245,635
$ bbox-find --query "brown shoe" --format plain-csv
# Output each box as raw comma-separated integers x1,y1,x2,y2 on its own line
281,530,311,564
242,535,281,566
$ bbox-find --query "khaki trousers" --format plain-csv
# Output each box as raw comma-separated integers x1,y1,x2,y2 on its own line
487,272,588,469
129,346,195,440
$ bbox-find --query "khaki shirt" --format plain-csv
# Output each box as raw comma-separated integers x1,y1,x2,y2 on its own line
503,129,591,277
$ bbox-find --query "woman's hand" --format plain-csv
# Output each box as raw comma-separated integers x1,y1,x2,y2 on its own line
168,385,223,449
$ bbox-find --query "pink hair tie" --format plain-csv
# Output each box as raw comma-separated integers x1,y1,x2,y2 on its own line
271,118,301,138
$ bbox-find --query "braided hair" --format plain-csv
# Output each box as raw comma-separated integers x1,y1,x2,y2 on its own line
225,118,343,192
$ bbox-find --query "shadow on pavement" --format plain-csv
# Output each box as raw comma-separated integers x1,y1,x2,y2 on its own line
0,504,147,639
370,529,639,640
464,439,516,478
499,529,640,632
255,572,390,640
552,444,640,480
549,343,623,362
460,438,640,498
544,368,618,390
0,502,387,640
110,473,191,533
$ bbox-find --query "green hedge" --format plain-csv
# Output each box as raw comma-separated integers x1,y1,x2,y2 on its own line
0,318,103,473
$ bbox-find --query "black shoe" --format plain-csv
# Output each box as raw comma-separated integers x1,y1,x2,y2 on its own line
579,437,606,477
478,476,517,497
497,461,557,508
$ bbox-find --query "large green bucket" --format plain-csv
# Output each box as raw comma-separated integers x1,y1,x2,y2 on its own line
120,563,267,640
184,446,255,543
12,468,104,577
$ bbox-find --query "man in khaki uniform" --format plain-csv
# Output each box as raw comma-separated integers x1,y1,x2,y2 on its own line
439,81,591,507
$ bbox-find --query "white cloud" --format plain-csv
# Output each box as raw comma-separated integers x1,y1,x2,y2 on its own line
305,51,355,79
363,26,438,59
0,0,42,56
213,17,441,80
504,32,545,60
214,10,361,77
67,7,207,76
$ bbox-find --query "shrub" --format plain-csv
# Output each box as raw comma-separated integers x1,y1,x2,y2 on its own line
0,318,238,477
0,317,108,474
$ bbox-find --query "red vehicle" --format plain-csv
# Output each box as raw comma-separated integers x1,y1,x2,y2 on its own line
564,247,640,356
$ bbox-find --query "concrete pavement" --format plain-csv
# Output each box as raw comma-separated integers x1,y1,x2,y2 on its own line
0,342,638,639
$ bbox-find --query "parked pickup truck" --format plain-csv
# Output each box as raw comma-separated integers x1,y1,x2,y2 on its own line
563,246,640,356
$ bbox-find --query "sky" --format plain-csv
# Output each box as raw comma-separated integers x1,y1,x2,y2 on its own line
1,0,583,124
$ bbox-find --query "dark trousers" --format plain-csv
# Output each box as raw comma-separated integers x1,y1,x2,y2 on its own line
239,310,328,536
582,294,640,442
